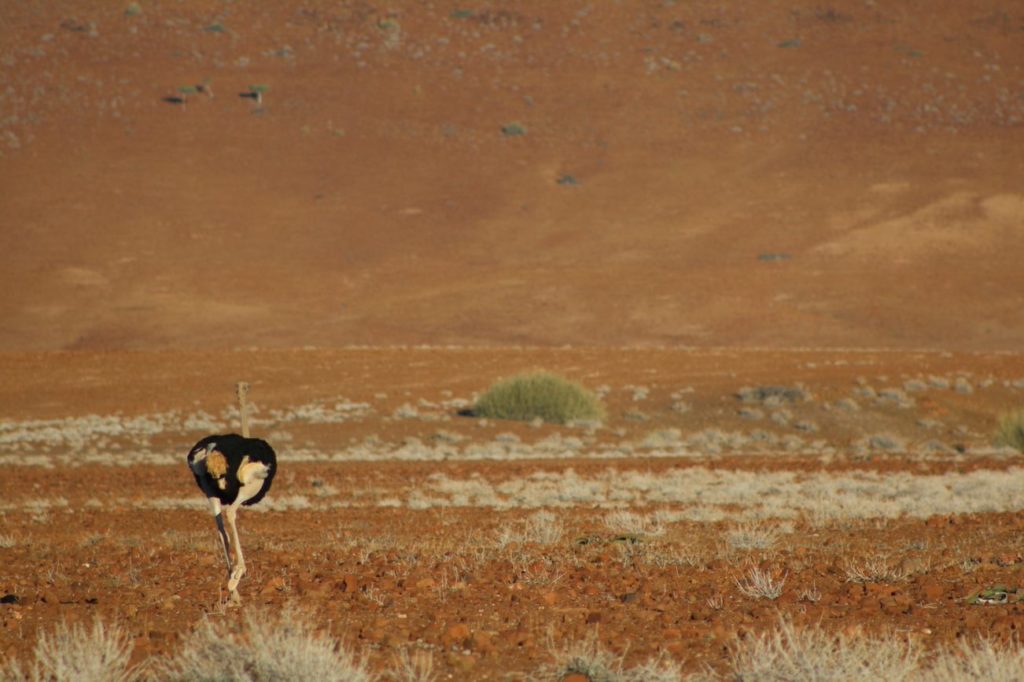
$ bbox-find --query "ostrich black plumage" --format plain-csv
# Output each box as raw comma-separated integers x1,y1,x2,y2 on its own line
187,433,276,602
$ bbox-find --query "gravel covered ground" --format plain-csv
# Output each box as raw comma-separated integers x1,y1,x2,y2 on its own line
2,348,1024,679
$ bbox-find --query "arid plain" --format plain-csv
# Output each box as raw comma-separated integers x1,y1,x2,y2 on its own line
2,2,1024,680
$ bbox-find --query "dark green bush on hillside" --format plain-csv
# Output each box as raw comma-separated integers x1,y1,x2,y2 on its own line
474,372,604,425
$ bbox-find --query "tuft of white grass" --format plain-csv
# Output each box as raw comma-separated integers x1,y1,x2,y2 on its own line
158,607,375,682
735,565,787,600
603,510,666,537
386,648,436,682
498,510,564,546
12,618,138,682
536,632,682,682
844,557,909,583
727,522,779,551
925,638,1024,681
730,618,919,681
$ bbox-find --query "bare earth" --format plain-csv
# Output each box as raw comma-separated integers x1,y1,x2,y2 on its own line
2,1,1024,680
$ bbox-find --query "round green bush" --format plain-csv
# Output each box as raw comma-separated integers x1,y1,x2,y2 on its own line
473,371,604,424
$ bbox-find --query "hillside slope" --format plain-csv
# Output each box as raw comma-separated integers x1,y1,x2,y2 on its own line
1,1,1022,350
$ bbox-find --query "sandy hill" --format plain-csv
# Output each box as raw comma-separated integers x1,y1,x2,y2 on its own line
1,1,1022,351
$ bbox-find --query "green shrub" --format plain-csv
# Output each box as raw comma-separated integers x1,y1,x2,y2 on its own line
473,372,604,424
995,409,1024,452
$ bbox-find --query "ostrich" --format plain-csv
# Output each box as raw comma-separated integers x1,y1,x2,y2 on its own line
187,383,276,603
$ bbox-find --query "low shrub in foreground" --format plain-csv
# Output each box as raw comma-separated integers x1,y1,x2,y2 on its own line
6,613,1024,681
994,408,1024,452
0,618,136,682
473,371,605,424
156,608,373,682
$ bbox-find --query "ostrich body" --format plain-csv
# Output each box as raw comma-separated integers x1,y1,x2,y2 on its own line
187,433,276,602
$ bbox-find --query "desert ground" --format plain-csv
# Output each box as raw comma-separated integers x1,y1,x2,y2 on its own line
2,1,1024,680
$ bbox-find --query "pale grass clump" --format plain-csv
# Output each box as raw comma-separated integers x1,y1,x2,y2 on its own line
603,510,666,537
994,408,1024,452
735,565,787,600
536,631,683,682
925,638,1024,681
844,556,909,583
726,522,780,551
730,618,919,681
0,534,15,548
386,648,436,682
2,618,138,682
497,510,564,546
157,607,374,682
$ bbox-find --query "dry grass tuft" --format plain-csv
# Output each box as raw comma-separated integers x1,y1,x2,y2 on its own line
735,565,787,600
536,631,683,681
3,618,138,682
157,607,374,682
386,648,436,682
731,618,918,681
926,638,1024,681
497,510,564,546
994,409,1024,452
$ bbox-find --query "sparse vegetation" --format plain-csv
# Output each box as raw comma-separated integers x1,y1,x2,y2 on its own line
735,565,787,600
157,608,374,682
730,618,919,681
844,556,910,583
497,510,564,546
994,409,1024,452
540,632,683,682
7,618,138,682
472,372,604,424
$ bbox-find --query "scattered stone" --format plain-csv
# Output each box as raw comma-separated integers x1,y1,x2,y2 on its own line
0,594,19,605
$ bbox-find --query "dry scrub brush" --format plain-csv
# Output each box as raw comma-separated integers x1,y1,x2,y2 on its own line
0,618,137,682
473,371,605,424
153,607,374,682
994,408,1024,452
